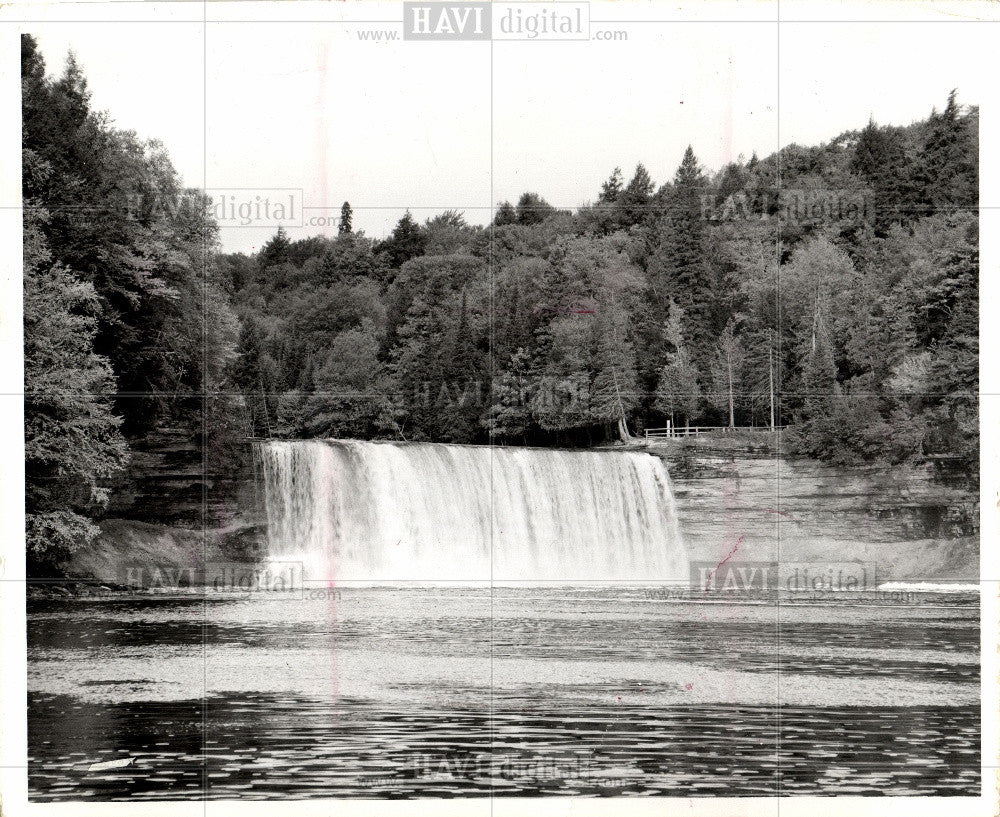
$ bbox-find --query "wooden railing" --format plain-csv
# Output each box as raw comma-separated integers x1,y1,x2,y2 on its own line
645,425,786,441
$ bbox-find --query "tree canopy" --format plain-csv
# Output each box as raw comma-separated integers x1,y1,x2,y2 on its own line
23,32,980,569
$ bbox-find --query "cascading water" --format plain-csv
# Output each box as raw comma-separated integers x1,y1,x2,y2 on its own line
254,439,688,583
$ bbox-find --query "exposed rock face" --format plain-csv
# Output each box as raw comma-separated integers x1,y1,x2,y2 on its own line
658,444,978,582
69,433,978,585
105,428,205,526
104,428,264,530
78,429,267,583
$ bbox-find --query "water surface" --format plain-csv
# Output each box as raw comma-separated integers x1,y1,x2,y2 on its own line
28,587,980,799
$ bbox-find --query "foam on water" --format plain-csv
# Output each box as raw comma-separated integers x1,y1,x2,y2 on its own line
878,582,980,593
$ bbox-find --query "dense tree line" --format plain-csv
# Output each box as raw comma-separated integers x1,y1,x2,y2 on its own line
23,33,978,566
22,36,238,567
230,94,977,473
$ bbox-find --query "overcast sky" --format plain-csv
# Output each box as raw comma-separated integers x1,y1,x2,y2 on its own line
24,3,993,253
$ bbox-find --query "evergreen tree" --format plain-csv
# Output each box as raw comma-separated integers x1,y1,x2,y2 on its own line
380,211,427,268
852,119,916,232
339,201,353,235
592,166,626,234
598,167,623,204
650,147,712,367
617,163,655,228
260,226,292,268
232,316,277,436
918,90,978,212
388,291,450,439
793,317,841,458
439,289,485,441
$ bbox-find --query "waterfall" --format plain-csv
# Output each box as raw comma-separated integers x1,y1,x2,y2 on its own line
255,439,687,583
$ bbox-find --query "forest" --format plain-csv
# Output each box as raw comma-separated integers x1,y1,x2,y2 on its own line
22,34,979,566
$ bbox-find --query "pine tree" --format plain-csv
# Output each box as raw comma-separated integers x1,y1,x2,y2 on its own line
650,147,711,367
439,289,484,441
852,118,916,232
381,211,426,268
674,145,704,187
598,167,624,204
260,226,291,268
617,163,655,228
446,289,478,381
794,317,841,457
388,294,449,439
339,201,353,235
232,316,276,437
918,90,978,212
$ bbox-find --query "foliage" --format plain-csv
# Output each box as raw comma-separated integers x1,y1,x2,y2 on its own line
24,205,129,568
23,30,979,514
222,91,977,472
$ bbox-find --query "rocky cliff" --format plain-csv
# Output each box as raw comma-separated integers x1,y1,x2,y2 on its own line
656,438,978,582
64,434,979,585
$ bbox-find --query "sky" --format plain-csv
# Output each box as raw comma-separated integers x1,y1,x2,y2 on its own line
22,2,994,253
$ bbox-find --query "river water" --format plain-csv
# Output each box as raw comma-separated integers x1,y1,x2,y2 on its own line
28,586,980,799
